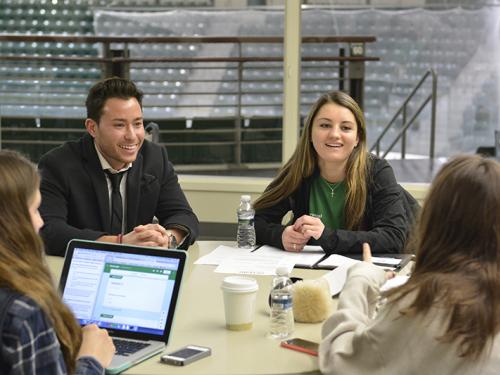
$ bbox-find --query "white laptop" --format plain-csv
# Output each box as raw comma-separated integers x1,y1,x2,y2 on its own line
59,239,187,374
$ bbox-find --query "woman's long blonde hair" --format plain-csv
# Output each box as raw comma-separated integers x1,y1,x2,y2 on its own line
0,150,82,374
387,155,500,359
254,91,369,229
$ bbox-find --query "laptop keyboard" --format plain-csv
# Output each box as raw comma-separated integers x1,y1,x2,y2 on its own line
113,339,151,356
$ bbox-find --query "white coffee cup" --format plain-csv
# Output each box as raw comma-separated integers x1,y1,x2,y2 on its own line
221,276,259,331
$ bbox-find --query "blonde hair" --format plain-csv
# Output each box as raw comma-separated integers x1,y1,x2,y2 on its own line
0,150,82,374
254,91,369,229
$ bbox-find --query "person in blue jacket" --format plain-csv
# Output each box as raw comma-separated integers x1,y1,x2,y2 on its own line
0,150,115,374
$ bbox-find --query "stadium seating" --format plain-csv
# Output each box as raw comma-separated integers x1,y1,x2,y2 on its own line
0,3,497,160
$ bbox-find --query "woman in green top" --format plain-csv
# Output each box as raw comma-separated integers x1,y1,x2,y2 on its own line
254,91,414,254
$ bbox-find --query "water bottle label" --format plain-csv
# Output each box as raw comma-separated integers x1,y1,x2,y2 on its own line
271,296,292,310
238,218,254,226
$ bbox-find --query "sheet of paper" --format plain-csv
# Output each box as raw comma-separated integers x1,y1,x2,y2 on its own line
194,245,253,265
380,275,410,292
321,264,352,296
214,253,295,276
316,254,360,269
302,245,323,252
253,245,325,267
317,254,402,269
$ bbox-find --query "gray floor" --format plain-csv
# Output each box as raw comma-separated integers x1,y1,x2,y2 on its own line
386,158,447,183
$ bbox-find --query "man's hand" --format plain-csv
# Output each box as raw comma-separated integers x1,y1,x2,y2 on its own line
123,224,169,247
99,224,186,248
131,224,185,248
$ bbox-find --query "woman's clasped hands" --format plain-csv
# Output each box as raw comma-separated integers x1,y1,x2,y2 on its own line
282,215,325,252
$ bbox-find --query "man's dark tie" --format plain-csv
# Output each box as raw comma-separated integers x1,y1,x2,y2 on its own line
105,170,126,234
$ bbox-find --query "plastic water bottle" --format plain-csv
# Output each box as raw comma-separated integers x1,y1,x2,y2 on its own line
237,195,256,248
269,266,294,339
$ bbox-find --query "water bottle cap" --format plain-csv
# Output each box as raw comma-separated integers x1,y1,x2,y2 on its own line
275,266,290,276
240,195,251,201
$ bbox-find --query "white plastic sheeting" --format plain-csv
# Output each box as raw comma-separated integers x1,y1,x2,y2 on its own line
93,7,500,156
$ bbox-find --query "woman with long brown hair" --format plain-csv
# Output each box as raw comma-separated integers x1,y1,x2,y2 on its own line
0,150,115,374
255,91,414,254
319,155,500,374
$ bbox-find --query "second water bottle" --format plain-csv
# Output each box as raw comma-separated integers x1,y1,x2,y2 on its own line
269,266,294,339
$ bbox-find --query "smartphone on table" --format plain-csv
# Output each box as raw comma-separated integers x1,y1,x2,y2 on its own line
280,338,319,356
161,345,211,366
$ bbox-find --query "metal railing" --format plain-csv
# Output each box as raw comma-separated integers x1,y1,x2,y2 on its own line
0,34,378,168
370,69,437,159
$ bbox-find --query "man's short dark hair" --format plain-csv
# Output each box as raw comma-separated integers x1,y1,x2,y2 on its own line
85,77,144,122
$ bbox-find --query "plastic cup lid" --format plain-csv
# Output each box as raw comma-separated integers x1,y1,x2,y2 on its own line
221,276,258,293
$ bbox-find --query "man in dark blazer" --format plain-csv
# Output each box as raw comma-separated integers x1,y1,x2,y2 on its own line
39,77,199,256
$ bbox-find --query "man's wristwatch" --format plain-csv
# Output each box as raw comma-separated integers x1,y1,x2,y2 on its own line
167,233,178,249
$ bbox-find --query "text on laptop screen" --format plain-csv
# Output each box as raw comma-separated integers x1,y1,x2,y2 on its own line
62,247,180,336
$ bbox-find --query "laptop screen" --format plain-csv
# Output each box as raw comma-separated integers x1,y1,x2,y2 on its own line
59,240,186,341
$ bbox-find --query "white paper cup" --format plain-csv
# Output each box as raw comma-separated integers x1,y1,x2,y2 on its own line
221,276,259,331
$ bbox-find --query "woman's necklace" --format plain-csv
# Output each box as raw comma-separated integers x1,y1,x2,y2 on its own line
323,178,342,198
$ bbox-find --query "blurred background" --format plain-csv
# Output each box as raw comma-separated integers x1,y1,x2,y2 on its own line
1,0,498,237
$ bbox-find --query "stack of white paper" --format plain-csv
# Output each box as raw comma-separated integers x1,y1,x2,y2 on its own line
321,264,352,296
195,244,324,275
316,254,360,269
253,245,325,268
317,253,403,270
214,253,295,276
321,264,410,296
194,245,253,265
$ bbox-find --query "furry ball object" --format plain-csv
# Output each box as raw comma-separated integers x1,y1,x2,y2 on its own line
292,277,333,323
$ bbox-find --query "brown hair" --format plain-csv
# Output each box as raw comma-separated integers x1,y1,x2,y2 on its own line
254,91,369,229
86,76,143,122
387,154,500,359
0,150,82,374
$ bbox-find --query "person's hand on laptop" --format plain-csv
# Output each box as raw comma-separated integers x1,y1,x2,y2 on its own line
78,324,115,368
